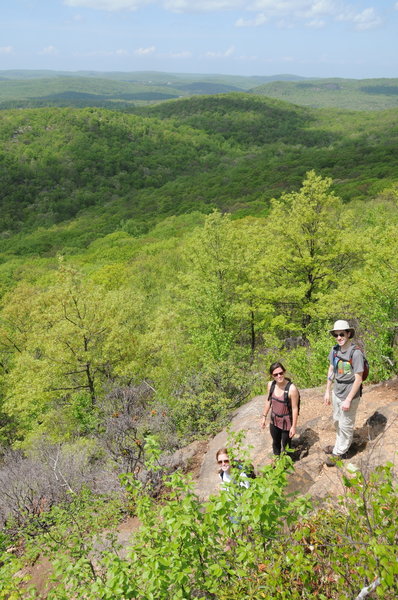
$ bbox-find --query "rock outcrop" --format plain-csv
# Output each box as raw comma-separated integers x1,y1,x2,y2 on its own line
195,378,398,500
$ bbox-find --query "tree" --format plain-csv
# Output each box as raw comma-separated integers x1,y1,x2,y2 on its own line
259,170,357,340
177,211,246,361
175,211,271,362
1,263,145,439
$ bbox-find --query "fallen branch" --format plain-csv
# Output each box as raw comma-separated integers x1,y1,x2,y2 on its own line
354,576,381,599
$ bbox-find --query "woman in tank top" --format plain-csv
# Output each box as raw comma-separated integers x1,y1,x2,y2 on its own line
260,362,299,456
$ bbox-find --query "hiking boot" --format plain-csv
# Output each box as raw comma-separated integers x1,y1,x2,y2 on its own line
323,445,334,455
325,452,348,467
325,453,346,467
325,454,337,467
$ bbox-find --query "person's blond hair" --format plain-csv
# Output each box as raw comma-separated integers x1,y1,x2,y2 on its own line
216,447,229,461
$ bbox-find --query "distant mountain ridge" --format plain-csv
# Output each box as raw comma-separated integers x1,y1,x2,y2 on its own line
0,69,307,87
1,70,397,111
0,70,311,110
251,77,398,110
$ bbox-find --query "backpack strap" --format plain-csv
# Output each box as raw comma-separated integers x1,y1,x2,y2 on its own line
284,380,293,418
348,345,363,363
284,380,292,402
349,346,365,394
268,379,292,405
267,379,276,403
332,344,341,373
333,344,360,370
333,344,364,395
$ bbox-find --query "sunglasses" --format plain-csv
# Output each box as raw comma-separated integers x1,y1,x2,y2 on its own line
333,332,347,338
272,371,285,377
217,459,230,465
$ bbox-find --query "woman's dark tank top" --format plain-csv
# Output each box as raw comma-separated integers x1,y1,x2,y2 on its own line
271,383,291,431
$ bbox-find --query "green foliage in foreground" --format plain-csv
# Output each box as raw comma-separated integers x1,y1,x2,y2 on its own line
1,435,397,600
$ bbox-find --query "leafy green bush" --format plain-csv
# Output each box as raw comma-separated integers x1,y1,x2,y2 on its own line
170,361,257,439
217,462,398,600
1,435,397,600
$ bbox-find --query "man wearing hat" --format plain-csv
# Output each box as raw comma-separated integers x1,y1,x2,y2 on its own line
323,320,364,466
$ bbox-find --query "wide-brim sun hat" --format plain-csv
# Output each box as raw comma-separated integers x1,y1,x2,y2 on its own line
329,319,355,337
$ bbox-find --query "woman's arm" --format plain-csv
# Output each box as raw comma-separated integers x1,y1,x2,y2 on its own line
289,384,299,438
260,381,272,429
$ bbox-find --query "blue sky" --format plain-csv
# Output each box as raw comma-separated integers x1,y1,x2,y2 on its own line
1,0,398,78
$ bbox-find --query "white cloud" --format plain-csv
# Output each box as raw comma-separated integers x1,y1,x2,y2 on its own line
306,18,326,28
345,7,382,30
164,0,242,10
64,0,152,10
74,49,129,56
205,45,235,58
64,0,244,12
63,12,87,25
165,50,192,58
0,46,13,54
63,0,384,31
236,13,268,27
303,0,337,16
237,1,383,30
39,46,59,55
134,45,156,55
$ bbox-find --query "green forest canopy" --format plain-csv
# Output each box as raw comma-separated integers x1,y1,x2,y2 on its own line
1,93,398,244
0,93,397,448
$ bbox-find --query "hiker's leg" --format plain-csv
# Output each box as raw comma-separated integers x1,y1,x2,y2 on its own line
281,429,290,453
332,391,342,455
270,423,282,455
334,395,360,456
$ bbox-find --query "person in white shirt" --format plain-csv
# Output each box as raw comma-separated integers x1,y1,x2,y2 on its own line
216,447,250,489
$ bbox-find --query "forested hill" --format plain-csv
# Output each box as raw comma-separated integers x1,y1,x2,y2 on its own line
0,71,303,110
1,94,398,251
132,94,313,146
251,78,398,110
0,106,233,234
1,71,398,110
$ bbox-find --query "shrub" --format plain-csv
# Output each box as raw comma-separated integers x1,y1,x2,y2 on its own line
171,361,256,439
